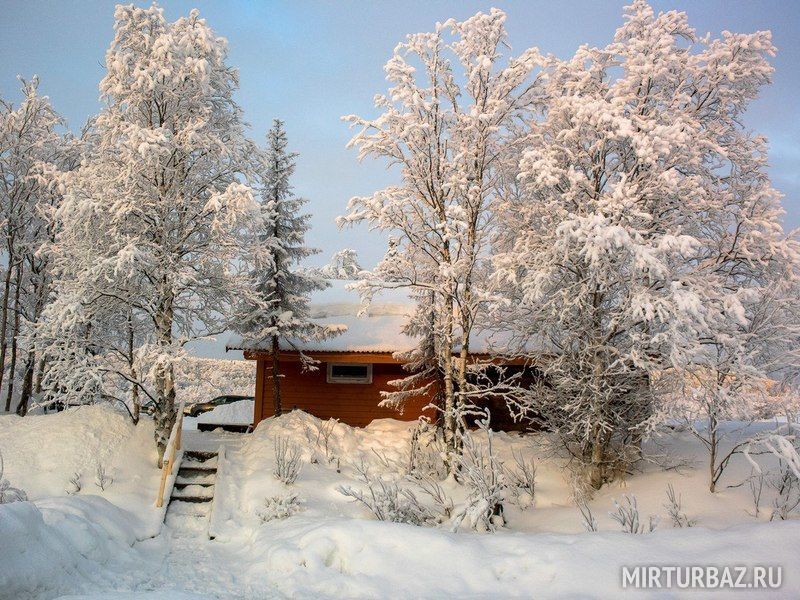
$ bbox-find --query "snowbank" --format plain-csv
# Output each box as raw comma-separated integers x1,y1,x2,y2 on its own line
242,516,800,598
247,410,410,464
195,399,254,425
0,498,159,600
5,407,799,598
202,410,800,596
0,404,165,536
0,405,135,498
217,411,417,533
228,412,796,535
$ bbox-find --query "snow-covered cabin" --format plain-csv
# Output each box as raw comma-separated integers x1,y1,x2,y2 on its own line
229,281,533,429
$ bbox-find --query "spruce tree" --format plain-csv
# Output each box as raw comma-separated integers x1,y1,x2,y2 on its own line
235,120,339,416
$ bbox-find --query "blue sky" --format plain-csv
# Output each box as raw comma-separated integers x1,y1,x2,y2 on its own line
1,0,798,270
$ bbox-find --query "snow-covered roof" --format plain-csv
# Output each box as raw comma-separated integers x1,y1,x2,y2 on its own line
228,280,542,356
228,280,417,354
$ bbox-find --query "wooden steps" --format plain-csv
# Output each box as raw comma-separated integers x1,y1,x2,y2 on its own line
176,465,216,475
174,481,214,489
165,450,219,531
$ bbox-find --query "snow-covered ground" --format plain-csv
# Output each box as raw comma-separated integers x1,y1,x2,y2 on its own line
1,407,799,598
0,406,168,598
195,399,254,426
0,405,163,533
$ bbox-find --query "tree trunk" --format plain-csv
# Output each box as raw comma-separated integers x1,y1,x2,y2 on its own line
33,355,46,395
271,335,282,417
154,364,176,467
17,350,35,417
589,427,607,490
455,286,473,457
131,370,140,425
0,261,13,407
441,293,457,465
7,263,22,413
19,253,51,415
709,414,718,493
153,286,176,466
128,311,140,425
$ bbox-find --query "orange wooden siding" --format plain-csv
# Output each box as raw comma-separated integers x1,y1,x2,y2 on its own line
256,358,436,427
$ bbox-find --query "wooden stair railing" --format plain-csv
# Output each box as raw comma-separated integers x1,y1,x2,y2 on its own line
155,399,186,508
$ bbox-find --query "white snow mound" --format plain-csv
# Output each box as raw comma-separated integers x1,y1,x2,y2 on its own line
0,405,134,498
196,399,254,425
0,497,155,599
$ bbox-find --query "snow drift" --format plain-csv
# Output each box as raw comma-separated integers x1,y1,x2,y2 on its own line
0,497,157,599
196,399,254,425
246,517,800,598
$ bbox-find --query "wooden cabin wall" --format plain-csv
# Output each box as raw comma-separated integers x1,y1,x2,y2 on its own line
255,359,436,428
252,358,542,431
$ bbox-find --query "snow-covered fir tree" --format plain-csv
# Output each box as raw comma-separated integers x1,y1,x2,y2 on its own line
233,119,340,416
492,0,799,490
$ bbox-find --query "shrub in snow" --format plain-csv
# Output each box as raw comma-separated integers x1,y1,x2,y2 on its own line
0,451,28,504
770,465,800,521
273,436,303,484
745,427,800,480
95,463,113,491
748,470,765,518
350,455,374,483
504,449,537,509
256,493,304,523
408,422,448,480
371,448,397,472
577,501,598,533
744,426,800,520
451,424,506,533
65,472,82,495
664,484,696,528
409,472,454,520
609,495,658,534
671,385,775,493
305,418,338,465
338,478,434,526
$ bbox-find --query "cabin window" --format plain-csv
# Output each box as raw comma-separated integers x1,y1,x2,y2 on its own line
327,362,373,384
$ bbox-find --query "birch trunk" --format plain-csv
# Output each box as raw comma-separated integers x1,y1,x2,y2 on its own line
153,286,176,465
6,263,22,413
17,351,35,417
127,310,140,425
0,255,14,404
441,293,457,464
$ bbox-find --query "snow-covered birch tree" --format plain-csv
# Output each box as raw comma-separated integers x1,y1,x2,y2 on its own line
493,0,798,490
37,5,257,460
0,77,73,415
232,119,340,416
340,9,543,460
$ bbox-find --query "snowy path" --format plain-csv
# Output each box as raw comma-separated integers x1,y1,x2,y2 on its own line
142,523,252,599
129,428,276,600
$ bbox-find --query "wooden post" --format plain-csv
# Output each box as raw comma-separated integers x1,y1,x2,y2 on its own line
156,458,170,508
155,399,186,507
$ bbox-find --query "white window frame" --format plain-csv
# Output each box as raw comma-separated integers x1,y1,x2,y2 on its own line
326,362,373,384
